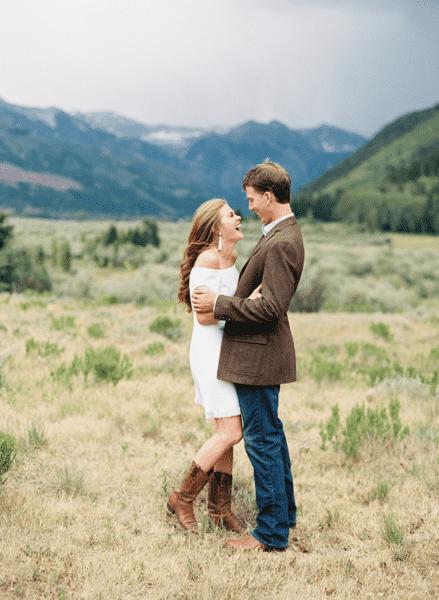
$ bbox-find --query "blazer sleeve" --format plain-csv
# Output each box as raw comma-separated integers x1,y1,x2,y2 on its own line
214,240,301,323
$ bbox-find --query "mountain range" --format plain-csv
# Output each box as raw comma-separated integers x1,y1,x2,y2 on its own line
297,102,439,197
0,97,367,218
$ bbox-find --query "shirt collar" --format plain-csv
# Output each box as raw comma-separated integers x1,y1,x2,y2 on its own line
261,213,294,236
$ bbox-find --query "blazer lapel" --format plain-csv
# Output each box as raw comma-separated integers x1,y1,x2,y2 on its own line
238,234,264,278
238,216,296,279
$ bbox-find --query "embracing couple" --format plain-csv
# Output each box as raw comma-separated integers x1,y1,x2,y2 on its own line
167,161,305,551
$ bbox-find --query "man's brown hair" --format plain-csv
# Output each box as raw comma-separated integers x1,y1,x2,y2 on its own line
242,160,291,204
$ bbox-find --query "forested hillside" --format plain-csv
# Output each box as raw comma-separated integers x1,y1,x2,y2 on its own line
294,104,439,233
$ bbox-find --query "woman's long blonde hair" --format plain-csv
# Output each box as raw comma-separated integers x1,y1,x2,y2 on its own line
178,199,226,312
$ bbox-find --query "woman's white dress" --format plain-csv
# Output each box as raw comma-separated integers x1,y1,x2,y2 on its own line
189,266,241,419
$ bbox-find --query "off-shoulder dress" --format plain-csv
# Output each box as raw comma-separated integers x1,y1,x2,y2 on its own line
189,265,240,418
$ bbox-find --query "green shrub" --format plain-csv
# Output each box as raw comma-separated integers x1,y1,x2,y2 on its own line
50,315,75,331
379,509,405,546
99,295,118,305
348,261,374,277
83,346,133,385
370,322,394,342
87,323,105,339
310,355,345,383
26,338,64,357
149,316,183,341
26,420,47,450
306,341,410,386
143,341,165,356
344,342,359,358
19,299,47,310
51,346,132,387
353,343,393,386
370,477,394,502
320,397,409,458
289,271,327,313
51,356,83,387
414,423,439,446
0,431,16,484
0,248,52,293
319,405,341,451
51,466,86,496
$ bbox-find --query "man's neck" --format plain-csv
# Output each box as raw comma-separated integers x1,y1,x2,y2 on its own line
264,205,292,225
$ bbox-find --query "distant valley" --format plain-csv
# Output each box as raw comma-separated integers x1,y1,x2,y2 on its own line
0,97,367,218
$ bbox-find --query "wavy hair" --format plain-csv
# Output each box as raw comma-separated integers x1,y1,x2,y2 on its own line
178,199,226,312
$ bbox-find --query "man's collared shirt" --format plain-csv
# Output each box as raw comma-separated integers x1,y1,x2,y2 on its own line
261,213,294,236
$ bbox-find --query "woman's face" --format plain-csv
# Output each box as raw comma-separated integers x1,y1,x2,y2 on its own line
218,203,243,244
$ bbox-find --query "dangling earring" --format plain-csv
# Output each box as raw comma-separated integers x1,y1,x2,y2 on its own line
218,231,222,251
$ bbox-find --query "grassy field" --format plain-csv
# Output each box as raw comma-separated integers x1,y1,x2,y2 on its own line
0,217,438,599
8,216,439,314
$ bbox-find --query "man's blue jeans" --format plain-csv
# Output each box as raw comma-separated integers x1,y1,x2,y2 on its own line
235,384,296,549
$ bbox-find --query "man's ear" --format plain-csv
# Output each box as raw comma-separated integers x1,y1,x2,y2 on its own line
264,191,275,204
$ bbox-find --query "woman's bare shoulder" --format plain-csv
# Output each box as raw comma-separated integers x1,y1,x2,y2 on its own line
193,249,220,269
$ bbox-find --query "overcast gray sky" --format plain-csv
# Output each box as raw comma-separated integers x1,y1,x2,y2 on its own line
1,0,438,137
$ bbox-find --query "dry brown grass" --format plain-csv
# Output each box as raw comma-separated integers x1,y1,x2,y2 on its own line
0,297,438,599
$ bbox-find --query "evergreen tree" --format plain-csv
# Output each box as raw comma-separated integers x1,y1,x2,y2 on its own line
0,213,14,251
60,241,71,272
102,225,119,246
35,245,45,265
423,184,439,234
142,217,160,247
132,229,142,246
51,239,58,267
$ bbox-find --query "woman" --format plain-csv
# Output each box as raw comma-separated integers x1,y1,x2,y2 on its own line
167,199,261,534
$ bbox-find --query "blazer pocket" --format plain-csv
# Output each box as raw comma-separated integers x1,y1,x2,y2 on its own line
223,333,268,376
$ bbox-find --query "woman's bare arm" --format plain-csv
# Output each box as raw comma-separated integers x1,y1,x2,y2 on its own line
195,283,262,325
196,311,219,325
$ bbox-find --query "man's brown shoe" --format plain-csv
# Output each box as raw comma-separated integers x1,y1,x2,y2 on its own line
225,533,271,551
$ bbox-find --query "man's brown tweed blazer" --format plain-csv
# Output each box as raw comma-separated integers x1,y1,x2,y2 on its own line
214,216,305,386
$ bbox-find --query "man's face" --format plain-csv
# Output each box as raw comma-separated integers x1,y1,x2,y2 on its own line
245,186,270,224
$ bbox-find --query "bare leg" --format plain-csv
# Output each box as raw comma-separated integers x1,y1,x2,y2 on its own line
213,418,234,473
194,415,242,473
206,418,244,534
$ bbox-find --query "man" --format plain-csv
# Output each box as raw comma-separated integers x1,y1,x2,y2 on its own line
191,161,305,551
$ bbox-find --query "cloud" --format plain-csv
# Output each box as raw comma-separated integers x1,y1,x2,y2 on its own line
0,0,438,136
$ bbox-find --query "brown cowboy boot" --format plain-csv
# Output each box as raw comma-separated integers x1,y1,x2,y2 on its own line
167,462,211,533
208,471,245,534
